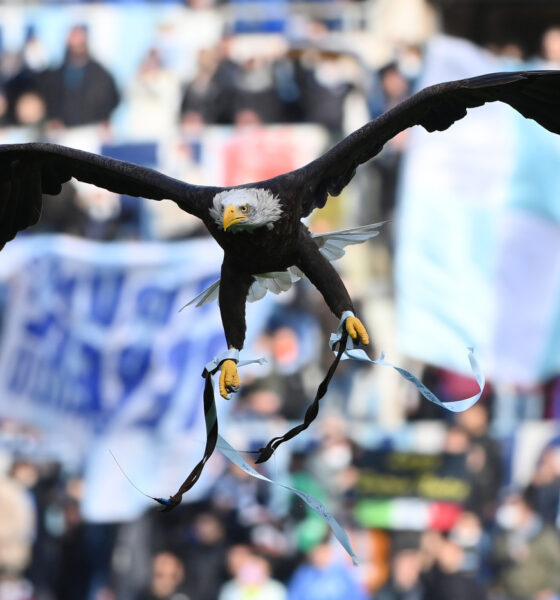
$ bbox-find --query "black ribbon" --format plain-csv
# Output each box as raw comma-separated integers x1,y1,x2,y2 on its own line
154,325,351,506
255,328,349,464
154,366,219,512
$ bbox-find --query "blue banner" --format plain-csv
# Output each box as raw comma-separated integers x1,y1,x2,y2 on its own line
0,235,274,520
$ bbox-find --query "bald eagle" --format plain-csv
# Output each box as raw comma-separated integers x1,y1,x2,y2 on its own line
0,70,559,399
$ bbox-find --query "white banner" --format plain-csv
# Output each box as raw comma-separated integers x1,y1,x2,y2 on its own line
395,36,560,385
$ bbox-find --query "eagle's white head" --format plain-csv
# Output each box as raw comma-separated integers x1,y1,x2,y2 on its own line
210,188,283,232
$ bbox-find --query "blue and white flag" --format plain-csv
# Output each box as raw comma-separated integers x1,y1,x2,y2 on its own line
395,36,560,386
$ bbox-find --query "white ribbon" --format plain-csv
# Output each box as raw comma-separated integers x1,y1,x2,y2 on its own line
216,434,359,565
330,319,485,413
204,348,241,373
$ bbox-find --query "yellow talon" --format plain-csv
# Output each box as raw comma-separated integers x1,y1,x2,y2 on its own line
219,359,241,399
345,316,370,346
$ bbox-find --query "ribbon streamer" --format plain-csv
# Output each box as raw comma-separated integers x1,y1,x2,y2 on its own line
109,371,220,512
329,330,485,413
255,329,349,463
153,367,218,511
217,434,359,565
153,356,267,511
149,354,360,563
255,317,484,465
113,350,359,562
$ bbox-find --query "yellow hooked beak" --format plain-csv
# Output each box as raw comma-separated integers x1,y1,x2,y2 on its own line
223,205,248,231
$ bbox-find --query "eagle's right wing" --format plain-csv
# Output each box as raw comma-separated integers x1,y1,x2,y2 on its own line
276,70,560,217
0,143,221,248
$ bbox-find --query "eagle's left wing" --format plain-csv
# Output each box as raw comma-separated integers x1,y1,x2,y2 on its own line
277,70,560,216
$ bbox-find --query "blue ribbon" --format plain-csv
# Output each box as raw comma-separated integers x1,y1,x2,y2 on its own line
216,434,359,565
329,329,485,413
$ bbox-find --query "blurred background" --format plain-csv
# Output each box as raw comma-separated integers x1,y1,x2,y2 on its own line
0,0,560,598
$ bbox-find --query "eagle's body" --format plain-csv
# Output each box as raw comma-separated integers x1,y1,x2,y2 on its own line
208,194,300,273
204,186,354,353
1,70,560,395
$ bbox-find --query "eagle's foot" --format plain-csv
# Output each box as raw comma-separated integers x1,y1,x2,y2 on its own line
345,316,369,346
219,359,241,399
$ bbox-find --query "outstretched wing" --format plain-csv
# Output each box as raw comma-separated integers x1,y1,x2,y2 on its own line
0,143,220,249
279,70,560,216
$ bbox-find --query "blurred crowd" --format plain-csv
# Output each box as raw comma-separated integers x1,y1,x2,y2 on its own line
3,398,560,600
0,11,421,240
0,20,419,135
0,1,560,600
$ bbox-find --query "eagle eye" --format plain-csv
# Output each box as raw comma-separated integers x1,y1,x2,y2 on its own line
240,204,249,214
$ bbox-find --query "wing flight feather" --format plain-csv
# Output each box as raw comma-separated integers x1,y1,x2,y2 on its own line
279,70,560,216
0,143,219,248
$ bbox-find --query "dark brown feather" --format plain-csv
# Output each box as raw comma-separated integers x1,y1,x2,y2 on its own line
275,70,560,216
0,143,219,247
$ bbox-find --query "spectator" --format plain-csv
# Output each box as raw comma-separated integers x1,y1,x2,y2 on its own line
218,550,286,600
368,62,411,120
527,446,560,525
211,460,273,528
21,28,48,74
423,537,487,600
0,454,35,586
127,48,181,140
457,404,503,522
541,27,560,65
307,415,356,512
181,511,228,600
70,179,123,240
3,29,48,127
139,551,190,600
207,36,242,124
286,452,329,555
367,62,412,222
13,91,46,129
234,383,285,420
376,548,425,600
42,25,119,129
298,50,361,136
449,511,492,583
439,423,473,493
492,488,560,600
288,540,367,600
233,57,284,124
180,48,222,124
52,498,90,600
272,51,304,123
